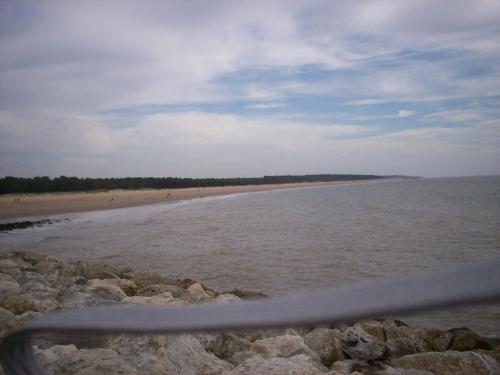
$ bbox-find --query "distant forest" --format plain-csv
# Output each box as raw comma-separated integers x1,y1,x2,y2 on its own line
0,174,393,194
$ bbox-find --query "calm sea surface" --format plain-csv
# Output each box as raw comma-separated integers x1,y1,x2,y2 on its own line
1,176,499,335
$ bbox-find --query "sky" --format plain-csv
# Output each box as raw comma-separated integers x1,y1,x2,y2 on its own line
1,0,499,178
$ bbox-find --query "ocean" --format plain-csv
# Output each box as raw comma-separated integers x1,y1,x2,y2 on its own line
1,176,499,335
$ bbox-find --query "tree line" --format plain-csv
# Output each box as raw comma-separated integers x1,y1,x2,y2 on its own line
0,174,388,194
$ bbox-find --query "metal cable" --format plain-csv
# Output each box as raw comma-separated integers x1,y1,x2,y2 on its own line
1,260,500,375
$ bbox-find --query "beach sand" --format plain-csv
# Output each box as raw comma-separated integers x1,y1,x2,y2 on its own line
0,180,371,220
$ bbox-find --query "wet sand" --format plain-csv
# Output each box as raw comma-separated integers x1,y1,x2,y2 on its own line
0,180,372,220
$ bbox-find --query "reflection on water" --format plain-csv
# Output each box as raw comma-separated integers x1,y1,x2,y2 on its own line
1,176,499,334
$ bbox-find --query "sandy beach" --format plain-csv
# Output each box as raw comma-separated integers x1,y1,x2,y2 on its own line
0,180,372,220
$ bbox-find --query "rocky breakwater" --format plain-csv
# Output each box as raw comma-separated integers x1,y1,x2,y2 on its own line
0,251,499,375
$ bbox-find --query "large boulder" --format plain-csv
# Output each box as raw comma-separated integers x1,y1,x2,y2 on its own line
339,327,387,361
383,320,434,358
250,334,320,360
393,350,500,375
304,328,344,365
87,279,127,301
225,354,328,375
36,345,139,375
355,320,386,342
448,327,492,351
163,335,232,375
210,333,252,359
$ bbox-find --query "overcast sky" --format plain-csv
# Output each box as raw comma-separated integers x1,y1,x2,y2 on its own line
1,0,499,178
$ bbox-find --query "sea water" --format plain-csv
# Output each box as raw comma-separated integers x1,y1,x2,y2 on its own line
1,176,499,335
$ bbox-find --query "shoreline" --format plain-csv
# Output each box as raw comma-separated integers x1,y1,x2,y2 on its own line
0,250,498,374
0,179,388,221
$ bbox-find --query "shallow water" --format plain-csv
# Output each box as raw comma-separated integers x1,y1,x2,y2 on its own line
1,176,499,335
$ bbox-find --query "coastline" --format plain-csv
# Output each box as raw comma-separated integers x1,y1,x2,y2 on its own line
0,179,385,220
0,250,498,374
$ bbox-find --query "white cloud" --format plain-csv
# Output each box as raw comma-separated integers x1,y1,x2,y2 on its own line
245,102,287,110
398,109,416,118
1,1,499,177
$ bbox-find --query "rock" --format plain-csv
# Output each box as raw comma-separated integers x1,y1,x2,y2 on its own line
339,327,387,361
448,327,492,351
375,366,434,374
0,259,20,279
36,345,139,375
226,354,327,375
250,334,320,360
393,350,500,375
4,310,41,329
17,271,49,286
355,320,386,342
87,279,127,301
226,351,260,366
33,257,73,276
211,333,252,359
137,283,185,298
21,281,57,295
163,334,230,375
423,329,453,352
97,278,137,296
60,284,121,309
107,335,171,375
383,320,431,358
0,306,15,330
304,328,344,365
123,292,175,305
0,273,16,282
0,280,21,297
330,359,373,375
1,294,35,314
186,282,212,301
474,347,500,364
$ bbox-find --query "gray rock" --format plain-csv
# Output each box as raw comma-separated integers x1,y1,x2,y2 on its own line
0,273,16,282
186,282,213,302
226,351,260,366
355,320,386,342
375,366,434,374
211,333,252,359
448,327,491,351
0,306,15,331
0,259,20,279
36,344,139,375
59,285,120,309
0,280,21,298
250,334,320,360
1,294,35,314
383,320,431,358
339,327,387,361
137,283,185,298
164,334,232,375
226,354,328,375
87,279,127,301
393,350,500,375
330,359,373,375
123,292,175,305
107,335,170,375
304,328,344,365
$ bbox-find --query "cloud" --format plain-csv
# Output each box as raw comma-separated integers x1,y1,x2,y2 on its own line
1,0,499,178
245,102,287,110
398,109,416,118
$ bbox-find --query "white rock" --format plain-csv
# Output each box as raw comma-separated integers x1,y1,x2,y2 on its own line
225,354,328,375
393,350,500,375
250,334,320,360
